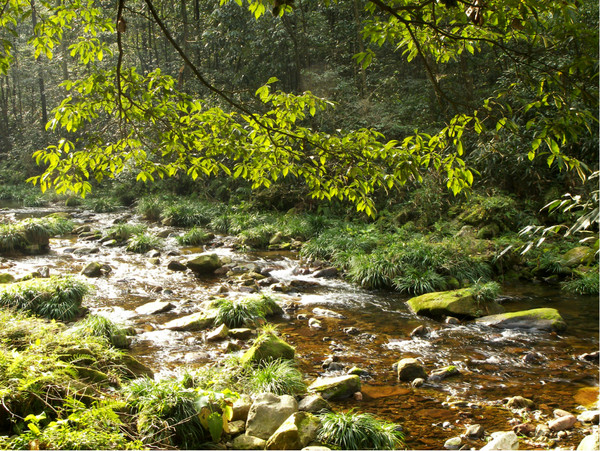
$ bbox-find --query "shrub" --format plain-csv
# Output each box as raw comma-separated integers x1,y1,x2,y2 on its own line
126,232,162,253
0,276,89,321
136,196,164,221
245,359,306,395
318,409,404,450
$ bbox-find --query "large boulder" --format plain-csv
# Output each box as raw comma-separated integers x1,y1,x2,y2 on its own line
232,434,267,450
397,358,428,382
298,394,331,413
246,393,298,440
162,311,216,331
407,288,504,319
185,253,222,275
307,375,361,400
577,431,600,451
266,412,321,450
476,308,566,332
561,246,594,268
240,332,295,365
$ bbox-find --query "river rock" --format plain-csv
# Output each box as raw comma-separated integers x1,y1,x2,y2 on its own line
578,351,599,362
397,358,428,382
411,378,425,388
512,423,535,436
577,410,600,424
206,323,229,341
410,325,429,337
232,394,253,422
480,431,519,450
577,430,600,451
506,396,535,410
476,308,567,332
186,253,222,275
266,411,321,450
232,434,267,450
0,273,15,284
240,332,295,365
313,267,338,278
167,260,187,271
561,246,594,267
308,318,324,330
548,413,576,431
308,375,361,400
312,307,346,319
343,326,360,335
162,311,216,331
121,354,154,379
135,300,174,315
444,436,462,450
407,288,504,319
429,365,460,381
246,393,298,440
229,328,255,340
73,246,99,255
465,424,484,439
298,394,331,413
81,262,103,277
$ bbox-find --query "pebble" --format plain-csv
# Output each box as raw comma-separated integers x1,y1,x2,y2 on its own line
411,378,425,388
445,316,460,325
464,423,484,439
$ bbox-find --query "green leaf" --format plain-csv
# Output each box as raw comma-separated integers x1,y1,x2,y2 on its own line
207,412,223,442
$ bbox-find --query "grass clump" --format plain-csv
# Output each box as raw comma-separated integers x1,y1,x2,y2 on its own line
0,217,73,254
393,268,447,295
318,409,404,450
177,226,213,246
126,232,162,253
104,223,146,242
125,377,207,448
561,270,599,295
214,298,264,328
84,197,121,213
71,314,130,348
471,280,501,302
0,276,89,321
245,359,306,395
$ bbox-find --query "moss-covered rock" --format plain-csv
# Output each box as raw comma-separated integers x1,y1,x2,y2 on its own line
185,253,222,275
307,375,361,400
406,288,504,319
475,308,567,332
0,274,15,284
397,358,428,382
561,246,595,268
162,311,216,331
240,332,295,365
266,412,321,450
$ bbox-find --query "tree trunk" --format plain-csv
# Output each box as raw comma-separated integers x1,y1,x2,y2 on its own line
30,0,48,130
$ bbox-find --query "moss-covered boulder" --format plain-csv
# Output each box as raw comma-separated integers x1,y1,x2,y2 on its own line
0,274,15,284
162,311,216,331
307,375,361,400
185,253,223,275
407,288,504,319
240,332,295,365
561,246,595,268
397,358,428,382
475,308,567,332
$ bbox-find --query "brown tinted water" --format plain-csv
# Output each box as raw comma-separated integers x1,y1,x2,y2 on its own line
1,206,598,449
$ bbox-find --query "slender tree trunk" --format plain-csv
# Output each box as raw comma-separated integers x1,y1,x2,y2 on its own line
30,0,48,130
178,0,189,88
352,0,367,95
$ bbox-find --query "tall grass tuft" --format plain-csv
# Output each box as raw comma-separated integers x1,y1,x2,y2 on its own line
126,232,162,253
393,268,446,295
71,314,129,348
245,359,306,395
318,409,404,450
214,298,264,328
561,270,599,295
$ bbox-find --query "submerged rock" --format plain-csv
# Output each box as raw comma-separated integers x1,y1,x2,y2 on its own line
312,307,346,319
407,288,504,319
429,365,460,381
476,308,567,332
506,396,535,410
307,375,361,400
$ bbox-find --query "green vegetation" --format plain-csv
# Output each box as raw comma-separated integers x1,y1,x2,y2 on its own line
103,224,146,243
70,315,130,348
562,270,599,295
177,226,213,246
0,217,73,254
213,295,282,328
471,281,501,302
0,276,89,321
245,359,306,396
318,409,404,450
126,232,162,253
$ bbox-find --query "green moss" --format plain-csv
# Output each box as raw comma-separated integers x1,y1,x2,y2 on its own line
406,288,504,319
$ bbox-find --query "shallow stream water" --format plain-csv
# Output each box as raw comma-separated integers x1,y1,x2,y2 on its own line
1,205,598,449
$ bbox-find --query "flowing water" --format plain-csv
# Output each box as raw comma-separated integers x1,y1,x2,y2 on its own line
1,206,598,449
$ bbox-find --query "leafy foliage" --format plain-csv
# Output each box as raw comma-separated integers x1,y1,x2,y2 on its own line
561,270,599,295
177,227,213,246
244,359,306,395
126,232,162,253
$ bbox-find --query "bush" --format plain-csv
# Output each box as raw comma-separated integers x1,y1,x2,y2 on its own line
0,217,73,254
318,409,404,450
245,359,306,395
0,276,89,321
347,253,400,289
136,196,164,221
214,298,264,328
393,268,447,295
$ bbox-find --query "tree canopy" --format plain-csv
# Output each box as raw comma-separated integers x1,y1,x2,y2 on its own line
0,0,597,215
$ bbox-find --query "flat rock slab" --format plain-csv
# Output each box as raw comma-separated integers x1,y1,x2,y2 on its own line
476,307,567,332
135,300,175,315
162,311,216,331
308,375,360,400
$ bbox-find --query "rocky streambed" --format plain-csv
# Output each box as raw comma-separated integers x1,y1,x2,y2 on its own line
1,205,598,450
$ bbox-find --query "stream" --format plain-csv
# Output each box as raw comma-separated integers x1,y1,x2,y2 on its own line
1,205,598,450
